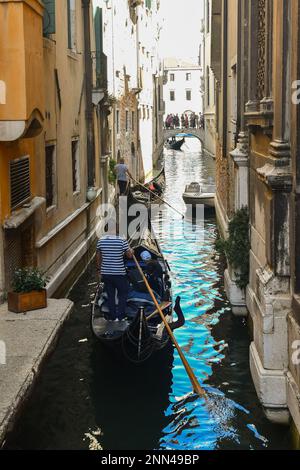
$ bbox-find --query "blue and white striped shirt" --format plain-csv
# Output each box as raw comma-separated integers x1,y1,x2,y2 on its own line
97,235,130,275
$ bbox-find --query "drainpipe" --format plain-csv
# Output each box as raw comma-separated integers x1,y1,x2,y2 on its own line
82,0,95,189
222,0,228,157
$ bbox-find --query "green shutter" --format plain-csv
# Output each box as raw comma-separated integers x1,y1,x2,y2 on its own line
145,0,152,9
94,7,103,77
43,0,56,36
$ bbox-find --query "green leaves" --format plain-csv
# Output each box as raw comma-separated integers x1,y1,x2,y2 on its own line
108,159,117,184
12,268,48,294
216,207,250,290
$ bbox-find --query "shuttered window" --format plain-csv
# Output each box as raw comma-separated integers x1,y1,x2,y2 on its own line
45,145,56,208
71,139,80,193
10,157,31,210
43,0,56,36
67,0,77,51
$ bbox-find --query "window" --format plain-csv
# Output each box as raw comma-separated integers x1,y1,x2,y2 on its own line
206,0,210,33
186,90,192,101
116,110,120,134
147,108,150,120
45,144,56,208
170,90,175,101
71,139,80,193
186,73,191,81
170,73,175,82
206,66,210,106
10,156,30,210
126,110,129,132
132,111,135,132
67,0,76,51
43,0,56,36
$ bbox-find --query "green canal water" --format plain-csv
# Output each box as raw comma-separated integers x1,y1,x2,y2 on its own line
4,140,293,450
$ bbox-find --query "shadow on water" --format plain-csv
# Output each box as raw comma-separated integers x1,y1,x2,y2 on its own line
90,343,174,450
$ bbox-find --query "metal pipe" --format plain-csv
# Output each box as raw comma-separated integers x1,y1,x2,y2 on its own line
82,0,95,188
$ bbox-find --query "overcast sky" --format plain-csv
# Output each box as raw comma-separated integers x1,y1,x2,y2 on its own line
159,0,204,63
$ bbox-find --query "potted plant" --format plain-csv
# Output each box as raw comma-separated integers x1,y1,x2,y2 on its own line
8,267,48,313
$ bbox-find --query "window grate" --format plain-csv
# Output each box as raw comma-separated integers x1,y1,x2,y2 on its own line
71,139,80,193
10,157,31,210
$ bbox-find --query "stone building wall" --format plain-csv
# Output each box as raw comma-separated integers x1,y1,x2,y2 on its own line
212,0,300,434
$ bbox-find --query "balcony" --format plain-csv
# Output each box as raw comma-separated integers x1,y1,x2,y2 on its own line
0,0,44,142
96,52,108,91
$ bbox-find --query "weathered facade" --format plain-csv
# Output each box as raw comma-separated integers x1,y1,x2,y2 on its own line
212,0,300,434
101,0,164,182
0,0,109,301
203,0,216,159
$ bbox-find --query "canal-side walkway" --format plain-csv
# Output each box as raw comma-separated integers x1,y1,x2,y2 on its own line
0,299,73,447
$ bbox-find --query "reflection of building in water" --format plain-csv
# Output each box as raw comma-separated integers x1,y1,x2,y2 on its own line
163,58,203,120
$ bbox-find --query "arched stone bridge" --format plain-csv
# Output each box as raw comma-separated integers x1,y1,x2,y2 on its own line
163,127,205,144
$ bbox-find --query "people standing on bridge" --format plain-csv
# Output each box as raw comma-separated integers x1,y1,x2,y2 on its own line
185,114,189,128
191,113,196,128
96,219,133,321
200,113,205,129
175,114,180,128
181,114,185,129
195,113,199,128
189,113,193,128
165,115,170,129
115,158,132,196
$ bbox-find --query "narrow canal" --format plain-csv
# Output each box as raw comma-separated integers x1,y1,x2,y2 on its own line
5,139,293,450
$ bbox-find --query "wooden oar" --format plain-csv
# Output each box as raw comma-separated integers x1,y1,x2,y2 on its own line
146,301,172,322
132,254,205,398
130,176,185,219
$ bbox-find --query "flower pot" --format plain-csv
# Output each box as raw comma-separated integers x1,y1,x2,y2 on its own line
8,289,47,313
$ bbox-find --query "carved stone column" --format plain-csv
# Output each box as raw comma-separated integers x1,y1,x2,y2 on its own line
226,0,249,317
246,0,260,112
249,0,292,425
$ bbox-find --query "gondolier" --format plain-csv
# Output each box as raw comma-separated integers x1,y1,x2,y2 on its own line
115,158,132,195
96,220,133,321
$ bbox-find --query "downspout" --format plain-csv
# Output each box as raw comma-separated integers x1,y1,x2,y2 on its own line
222,0,228,157
82,0,95,188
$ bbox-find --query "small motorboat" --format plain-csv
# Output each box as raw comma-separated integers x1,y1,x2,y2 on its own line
182,182,215,208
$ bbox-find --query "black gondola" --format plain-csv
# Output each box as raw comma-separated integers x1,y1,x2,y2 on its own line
166,137,185,151
130,166,165,207
90,221,184,363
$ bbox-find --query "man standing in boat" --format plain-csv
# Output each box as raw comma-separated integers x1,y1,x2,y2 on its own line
96,219,133,321
115,158,133,196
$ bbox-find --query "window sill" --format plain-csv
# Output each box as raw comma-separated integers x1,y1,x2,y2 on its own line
46,205,57,217
67,50,79,61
